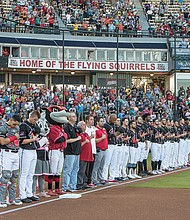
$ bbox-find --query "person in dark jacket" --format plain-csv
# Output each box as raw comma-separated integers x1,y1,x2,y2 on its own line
63,112,81,192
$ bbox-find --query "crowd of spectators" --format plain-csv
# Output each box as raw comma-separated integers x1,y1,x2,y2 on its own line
0,83,190,124
0,0,189,37
144,0,190,36
48,0,142,36
0,0,58,33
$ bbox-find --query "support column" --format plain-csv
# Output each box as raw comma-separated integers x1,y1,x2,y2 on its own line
45,74,49,88
126,72,132,87
5,73,8,87
48,74,52,89
85,74,90,87
9,73,12,85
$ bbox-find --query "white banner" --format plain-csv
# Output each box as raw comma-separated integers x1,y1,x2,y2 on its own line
8,58,168,72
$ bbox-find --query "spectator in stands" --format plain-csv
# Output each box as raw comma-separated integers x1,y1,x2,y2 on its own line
179,38,189,48
2,47,9,56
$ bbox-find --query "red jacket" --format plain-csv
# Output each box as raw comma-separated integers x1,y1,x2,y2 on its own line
80,133,94,162
48,125,67,151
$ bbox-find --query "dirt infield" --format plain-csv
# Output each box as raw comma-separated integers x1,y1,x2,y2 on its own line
1,169,190,220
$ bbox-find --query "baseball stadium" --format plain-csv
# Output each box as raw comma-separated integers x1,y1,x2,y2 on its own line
0,0,190,220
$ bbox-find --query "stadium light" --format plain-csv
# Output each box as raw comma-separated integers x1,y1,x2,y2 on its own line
173,32,177,121
116,28,119,116
62,30,65,105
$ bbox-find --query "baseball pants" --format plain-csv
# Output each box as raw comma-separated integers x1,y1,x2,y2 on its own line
19,149,37,199
102,144,118,181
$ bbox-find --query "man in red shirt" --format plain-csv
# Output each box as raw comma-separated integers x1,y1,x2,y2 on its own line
91,117,108,186
77,121,94,190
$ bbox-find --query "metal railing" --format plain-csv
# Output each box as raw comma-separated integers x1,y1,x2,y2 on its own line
0,17,60,35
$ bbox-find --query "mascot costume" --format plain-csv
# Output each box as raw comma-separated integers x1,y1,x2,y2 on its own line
32,109,51,198
43,106,69,196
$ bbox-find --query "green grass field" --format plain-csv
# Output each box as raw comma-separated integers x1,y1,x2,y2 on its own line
130,170,190,189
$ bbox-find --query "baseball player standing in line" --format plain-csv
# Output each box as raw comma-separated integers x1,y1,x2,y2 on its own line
19,110,41,203
120,117,130,180
0,115,21,208
136,116,148,177
114,118,124,181
128,120,141,179
178,118,187,168
102,114,118,182
142,113,152,175
151,119,162,175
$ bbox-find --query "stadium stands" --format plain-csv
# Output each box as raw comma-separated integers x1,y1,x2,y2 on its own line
143,0,190,36
0,0,59,34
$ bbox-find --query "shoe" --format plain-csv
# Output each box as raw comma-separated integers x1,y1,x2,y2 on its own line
27,196,40,201
122,177,129,181
55,189,66,195
63,189,73,193
100,180,107,185
95,182,104,187
108,179,118,183
7,199,22,206
128,174,136,179
87,183,96,188
47,190,58,196
139,171,148,177
76,187,83,190
38,192,51,198
115,177,124,181
132,174,142,179
21,198,32,203
0,202,7,208
152,171,157,175
156,170,162,175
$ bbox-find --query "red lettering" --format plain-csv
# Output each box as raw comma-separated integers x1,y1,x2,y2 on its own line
39,60,43,68
109,63,114,70
120,63,126,70
151,63,155,70
31,60,38,68
101,63,106,69
70,62,75,68
64,62,69,68
26,60,31,67
52,61,56,68
20,60,25,67
59,61,63,68
95,62,100,69
146,63,150,70
78,62,82,68
141,64,145,70
135,63,140,70
130,63,134,70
